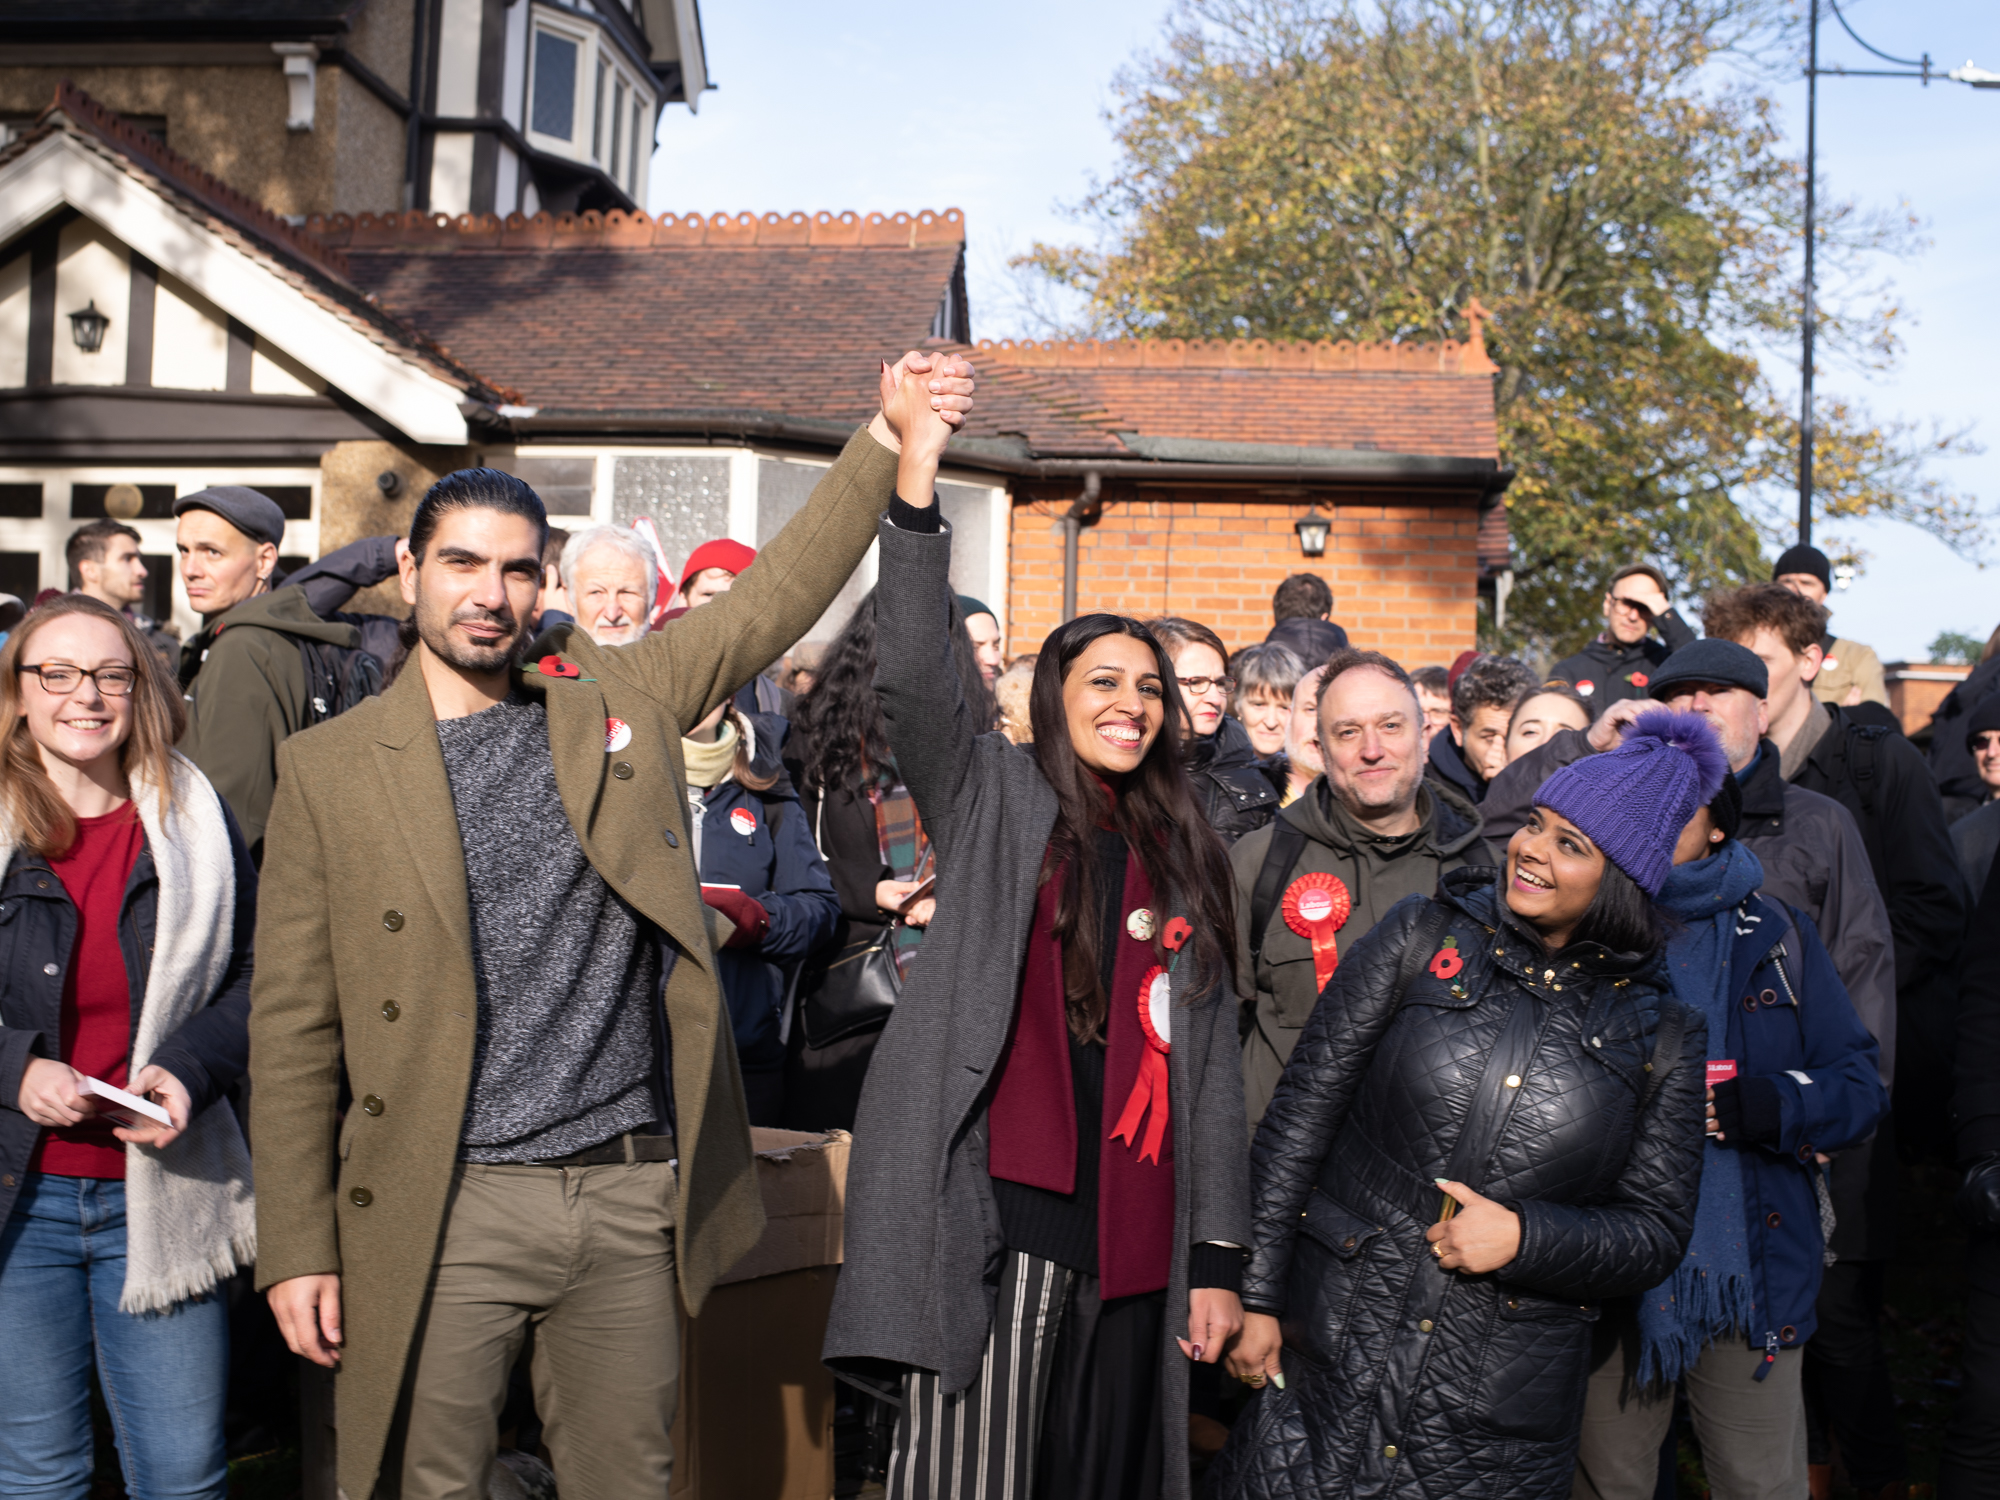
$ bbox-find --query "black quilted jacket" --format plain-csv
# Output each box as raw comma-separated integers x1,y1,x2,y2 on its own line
1208,870,1706,1500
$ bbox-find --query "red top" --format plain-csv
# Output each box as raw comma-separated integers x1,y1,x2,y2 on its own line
988,850,1175,1300
30,802,145,1179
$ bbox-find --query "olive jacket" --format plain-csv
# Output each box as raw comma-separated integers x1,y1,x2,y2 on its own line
178,588,362,859
247,427,900,1500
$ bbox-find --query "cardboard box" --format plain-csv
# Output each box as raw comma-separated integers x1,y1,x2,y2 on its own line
670,1129,850,1500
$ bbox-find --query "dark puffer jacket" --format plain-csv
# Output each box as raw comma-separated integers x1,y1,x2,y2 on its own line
1209,870,1706,1500
1188,714,1283,844
1548,610,1698,717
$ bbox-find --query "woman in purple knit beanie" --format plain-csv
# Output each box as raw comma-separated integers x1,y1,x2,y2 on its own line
1530,706,1732,898
1212,707,1722,1500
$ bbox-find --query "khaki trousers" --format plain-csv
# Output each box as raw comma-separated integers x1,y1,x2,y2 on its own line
386,1160,680,1500
1571,1300,1807,1500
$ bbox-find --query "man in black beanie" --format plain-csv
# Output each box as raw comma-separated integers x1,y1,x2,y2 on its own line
1772,543,1888,709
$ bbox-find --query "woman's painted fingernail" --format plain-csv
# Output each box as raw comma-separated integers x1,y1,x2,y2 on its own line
1434,1178,1450,1188
1272,1372,1287,1390
1191,1344,1203,1359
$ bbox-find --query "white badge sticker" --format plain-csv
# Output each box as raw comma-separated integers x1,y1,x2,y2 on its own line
1148,970,1173,1047
605,717,632,752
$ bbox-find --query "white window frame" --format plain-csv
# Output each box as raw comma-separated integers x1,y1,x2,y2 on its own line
524,8,596,158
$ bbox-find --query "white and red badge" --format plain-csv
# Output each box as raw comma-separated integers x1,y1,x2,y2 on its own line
1283,872,1352,995
605,717,632,752
1111,965,1173,1165
1577,680,1596,697
729,807,757,837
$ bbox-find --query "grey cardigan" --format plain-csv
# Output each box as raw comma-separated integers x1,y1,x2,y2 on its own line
823,516,1250,1498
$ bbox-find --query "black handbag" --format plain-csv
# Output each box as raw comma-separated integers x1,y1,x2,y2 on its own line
798,919,904,1049
795,793,908,1049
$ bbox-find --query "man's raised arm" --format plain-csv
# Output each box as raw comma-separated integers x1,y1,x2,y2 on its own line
620,351,972,730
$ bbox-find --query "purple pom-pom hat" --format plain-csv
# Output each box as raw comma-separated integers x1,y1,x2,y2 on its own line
1531,708,1729,896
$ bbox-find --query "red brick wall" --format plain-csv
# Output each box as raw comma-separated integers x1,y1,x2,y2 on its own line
1005,488,1482,665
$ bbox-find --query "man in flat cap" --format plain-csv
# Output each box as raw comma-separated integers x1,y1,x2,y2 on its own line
175,486,366,860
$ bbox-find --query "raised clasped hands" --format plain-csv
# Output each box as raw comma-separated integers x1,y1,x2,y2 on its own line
869,350,976,502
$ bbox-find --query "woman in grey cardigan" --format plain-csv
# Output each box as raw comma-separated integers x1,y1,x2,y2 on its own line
824,498,1253,1500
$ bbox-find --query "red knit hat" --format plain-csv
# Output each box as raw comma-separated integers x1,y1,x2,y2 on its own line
678,538,756,597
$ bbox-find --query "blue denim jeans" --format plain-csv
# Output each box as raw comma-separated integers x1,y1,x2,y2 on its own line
0,1173,230,1500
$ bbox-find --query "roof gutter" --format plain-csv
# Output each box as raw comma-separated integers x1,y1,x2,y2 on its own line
486,409,1515,495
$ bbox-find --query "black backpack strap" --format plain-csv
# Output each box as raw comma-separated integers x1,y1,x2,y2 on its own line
1638,999,1687,1112
1249,818,1310,955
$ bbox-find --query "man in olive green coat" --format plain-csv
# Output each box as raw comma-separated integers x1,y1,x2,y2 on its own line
249,354,972,1500
174,486,361,858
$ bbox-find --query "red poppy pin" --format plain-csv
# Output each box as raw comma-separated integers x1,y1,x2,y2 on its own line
1628,671,1650,688
1428,935,1464,980
537,655,581,679
1161,916,1193,953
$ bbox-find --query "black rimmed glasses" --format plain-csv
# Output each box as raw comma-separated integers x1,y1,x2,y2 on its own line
17,664,138,696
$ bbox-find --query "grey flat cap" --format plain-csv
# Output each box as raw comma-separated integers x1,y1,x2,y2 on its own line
173,486,287,547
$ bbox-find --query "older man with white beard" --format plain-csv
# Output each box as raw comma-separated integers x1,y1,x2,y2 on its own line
560,525,656,646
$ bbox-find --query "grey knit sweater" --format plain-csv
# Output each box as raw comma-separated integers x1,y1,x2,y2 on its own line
435,694,661,1161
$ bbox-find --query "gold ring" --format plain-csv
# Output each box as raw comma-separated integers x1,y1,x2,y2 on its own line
1247,1374,1266,1387
1433,1243,1445,1260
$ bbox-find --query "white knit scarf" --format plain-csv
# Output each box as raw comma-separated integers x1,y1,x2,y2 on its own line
2,751,255,1313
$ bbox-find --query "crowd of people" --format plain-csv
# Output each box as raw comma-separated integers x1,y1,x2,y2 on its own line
1,347,1997,1500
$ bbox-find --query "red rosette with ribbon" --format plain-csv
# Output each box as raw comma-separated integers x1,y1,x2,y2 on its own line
1283,872,1352,995
1110,965,1173,1165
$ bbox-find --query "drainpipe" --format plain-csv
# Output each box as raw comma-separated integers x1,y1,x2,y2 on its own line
1061,469,1101,624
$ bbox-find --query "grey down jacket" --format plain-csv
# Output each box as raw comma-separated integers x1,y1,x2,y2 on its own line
1207,869,1706,1500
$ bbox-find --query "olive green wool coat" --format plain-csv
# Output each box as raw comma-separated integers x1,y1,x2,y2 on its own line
247,427,899,1500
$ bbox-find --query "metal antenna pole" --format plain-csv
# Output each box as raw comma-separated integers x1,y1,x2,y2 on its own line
1799,0,1818,547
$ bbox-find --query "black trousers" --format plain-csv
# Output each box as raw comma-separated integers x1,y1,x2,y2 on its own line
1802,1260,1907,1489
1940,1241,2000,1500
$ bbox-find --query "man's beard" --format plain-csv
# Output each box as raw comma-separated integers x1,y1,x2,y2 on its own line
415,588,525,673
589,618,643,646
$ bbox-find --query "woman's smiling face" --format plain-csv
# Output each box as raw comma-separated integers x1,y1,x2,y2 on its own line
1504,805,1608,949
1063,633,1167,776
16,613,136,774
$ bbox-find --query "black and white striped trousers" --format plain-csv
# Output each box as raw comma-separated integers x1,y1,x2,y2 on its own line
886,1251,1075,1500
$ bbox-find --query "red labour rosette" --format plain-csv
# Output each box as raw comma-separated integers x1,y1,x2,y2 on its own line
1111,965,1173,1165
1283,872,1353,995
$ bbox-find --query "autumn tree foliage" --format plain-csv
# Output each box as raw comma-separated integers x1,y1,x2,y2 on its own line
1021,0,1984,656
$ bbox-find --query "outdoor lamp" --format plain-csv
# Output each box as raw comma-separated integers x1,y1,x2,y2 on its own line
1834,563,1855,591
1294,507,1330,558
68,301,110,354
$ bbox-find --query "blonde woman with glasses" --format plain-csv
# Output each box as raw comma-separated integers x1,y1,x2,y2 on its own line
0,596,256,1500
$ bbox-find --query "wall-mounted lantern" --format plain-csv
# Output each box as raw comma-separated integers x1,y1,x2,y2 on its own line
68,301,110,354
1294,506,1330,558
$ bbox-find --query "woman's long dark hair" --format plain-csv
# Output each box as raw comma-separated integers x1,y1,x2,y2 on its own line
1565,859,1668,957
1029,614,1239,1041
792,588,998,793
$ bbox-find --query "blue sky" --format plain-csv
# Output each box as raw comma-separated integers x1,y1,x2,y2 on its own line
647,1,1997,660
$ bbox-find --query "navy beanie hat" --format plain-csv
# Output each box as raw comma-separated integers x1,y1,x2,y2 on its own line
1534,707,1731,896
1772,544,1832,590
